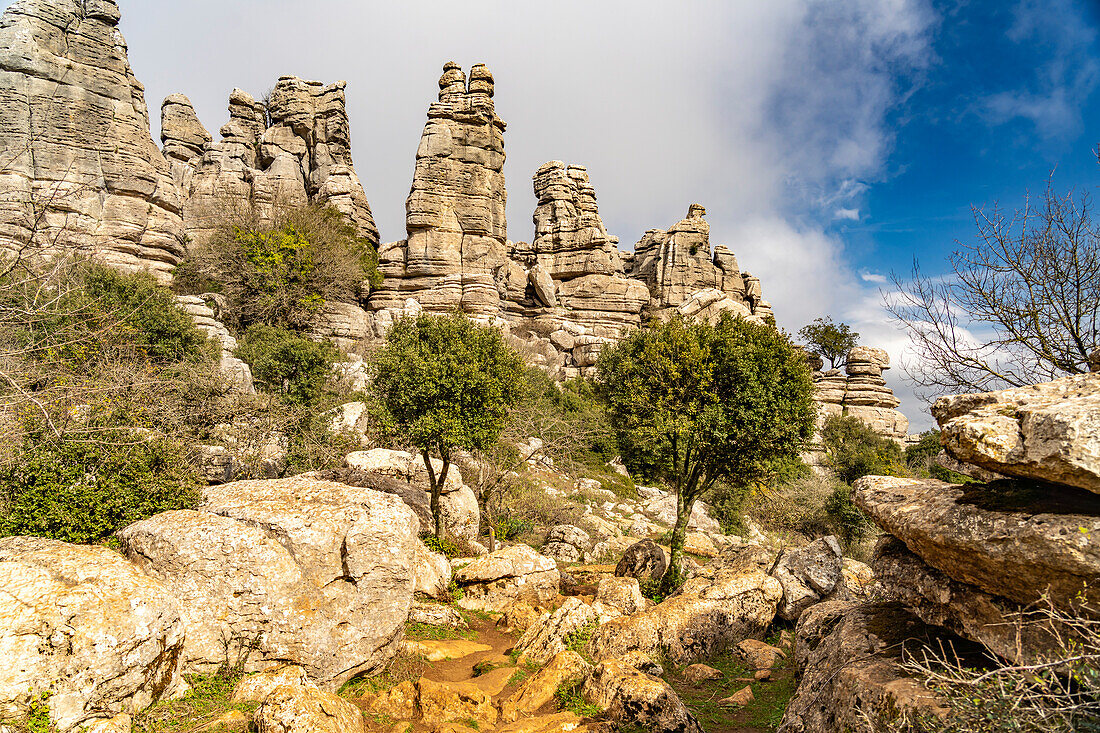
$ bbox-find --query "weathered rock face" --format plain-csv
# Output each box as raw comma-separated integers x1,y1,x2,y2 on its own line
627,205,768,319
591,546,781,663
812,346,908,442
931,373,1100,494
512,161,622,281
854,475,1100,610
0,0,186,279
541,524,593,563
118,477,419,688
253,683,365,733
771,536,843,621
369,62,507,321
872,536,1064,665
500,650,591,723
780,601,965,733
583,659,704,733
162,78,378,249
0,537,184,731
453,545,560,612
174,295,255,394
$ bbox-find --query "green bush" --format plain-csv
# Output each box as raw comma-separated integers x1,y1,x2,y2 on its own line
0,430,198,544
174,205,381,331
821,413,905,484
236,325,340,405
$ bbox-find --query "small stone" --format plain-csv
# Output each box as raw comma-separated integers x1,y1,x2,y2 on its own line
682,664,724,684
719,686,755,707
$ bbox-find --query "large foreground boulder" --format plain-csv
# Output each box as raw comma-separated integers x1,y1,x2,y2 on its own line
780,601,979,733
589,546,781,663
854,475,1100,610
0,537,184,731
453,545,560,612
931,373,1100,494
583,659,703,733
872,537,1064,665
119,477,419,688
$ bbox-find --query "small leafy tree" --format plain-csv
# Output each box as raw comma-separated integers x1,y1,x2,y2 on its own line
373,312,525,538
799,316,860,369
597,313,816,594
235,324,340,405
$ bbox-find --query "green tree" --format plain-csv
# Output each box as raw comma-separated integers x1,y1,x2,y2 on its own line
798,316,859,369
597,313,816,594
373,312,526,538
820,413,904,484
235,324,340,405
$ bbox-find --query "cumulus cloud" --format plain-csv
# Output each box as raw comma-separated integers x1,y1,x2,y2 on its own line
835,208,861,221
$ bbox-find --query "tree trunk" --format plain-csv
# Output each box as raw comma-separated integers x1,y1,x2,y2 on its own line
661,489,695,596
421,449,450,539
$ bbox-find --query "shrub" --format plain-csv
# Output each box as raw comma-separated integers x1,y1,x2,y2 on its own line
235,325,340,405
0,429,198,544
821,413,905,484
174,205,381,331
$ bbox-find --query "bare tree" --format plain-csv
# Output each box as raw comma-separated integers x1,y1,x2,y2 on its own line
887,179,1100,396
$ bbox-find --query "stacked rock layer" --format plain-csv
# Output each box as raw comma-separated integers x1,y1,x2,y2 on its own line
782,372,1100,732
0,0,186,280
812,346,908,441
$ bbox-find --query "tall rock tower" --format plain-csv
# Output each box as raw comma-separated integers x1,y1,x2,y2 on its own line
0,0,186,279
370,62,509,326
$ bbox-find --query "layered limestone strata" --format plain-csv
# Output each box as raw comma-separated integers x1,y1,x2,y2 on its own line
813,346,908,441
627,205,772,320
0,0,186,279
369,62,508,323
161,77,378,247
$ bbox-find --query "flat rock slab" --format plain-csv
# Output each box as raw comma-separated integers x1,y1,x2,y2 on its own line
468,666,516,696
403,639,492,662
932,373,1100,494
854,475,1100,609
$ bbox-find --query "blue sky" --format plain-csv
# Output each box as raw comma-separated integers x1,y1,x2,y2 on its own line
8,0,1097,429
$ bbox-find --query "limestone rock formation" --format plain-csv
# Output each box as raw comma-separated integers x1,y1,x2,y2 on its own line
500,651,591,723
0,0,186,279
780,601,964,733
770,536,844,621
590,545,782,663
253,683,365,733
161,78,378,248
370,62,507,322
118,477,419,687
512,161,622,280
853,474,1100,610
872,536,1064,665
627,205,769,320
0,537,185,731
452,544,560,612
812,346,908,441
174,295,255,393
931,373,1100,494
583,659,704,733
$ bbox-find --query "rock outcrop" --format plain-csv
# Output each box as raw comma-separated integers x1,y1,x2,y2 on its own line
0,537,184,731
118,477,419,688
811,346,909,441
452,544,560,612
161,79,378,248
0,0,186,279
931,373,1100,494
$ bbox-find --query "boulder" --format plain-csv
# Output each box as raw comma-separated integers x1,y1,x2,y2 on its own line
583,660,703,733
614,539,668,583
734,639,785,671
413,541,453,599
253,684,365,733
591,546,781,664
515,597,618,667
682,664,723,683
231,666,313,703
595,576,647,615
771,536,843,621
500,651,592,722
931,373,1100,494
0,537,185,732
780,602,973,733
453,545,560,612
119,477,419,687
344,450,479,540
541,524,592,563
417,678,497,728
872,536,1064,665
409,603,468,629
854,475,1100,609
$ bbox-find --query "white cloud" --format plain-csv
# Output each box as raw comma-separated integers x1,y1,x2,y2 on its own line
835,208,861,221
860,270,888,283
